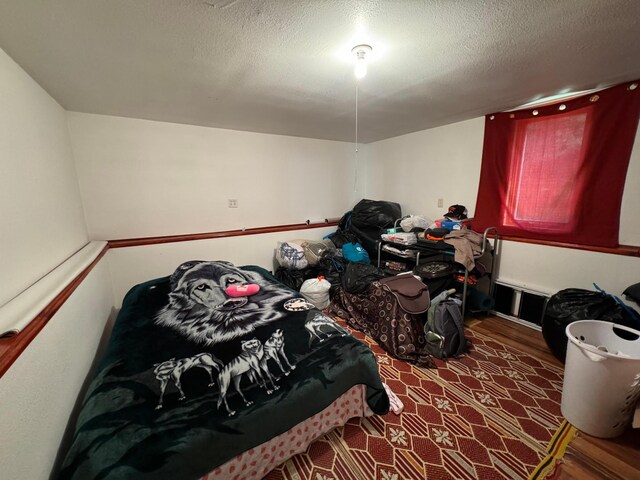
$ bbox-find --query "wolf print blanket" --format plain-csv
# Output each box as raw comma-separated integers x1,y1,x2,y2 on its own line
58,261,389,480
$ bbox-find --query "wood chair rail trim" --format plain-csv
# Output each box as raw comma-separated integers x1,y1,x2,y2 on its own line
108,219,340,248
495,234,640,257
0,244,109,378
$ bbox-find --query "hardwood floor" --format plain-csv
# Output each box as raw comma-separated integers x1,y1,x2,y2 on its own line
467,315,562,368
467,315,640,480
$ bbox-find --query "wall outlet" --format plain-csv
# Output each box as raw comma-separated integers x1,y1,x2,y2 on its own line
228,199,238,208
437,198,443,208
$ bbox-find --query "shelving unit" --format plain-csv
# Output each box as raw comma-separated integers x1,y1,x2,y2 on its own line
376,227,499,316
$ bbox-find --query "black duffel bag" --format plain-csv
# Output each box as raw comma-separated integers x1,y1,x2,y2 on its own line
542,288,640,363
342,262,385,294
351,199,401,229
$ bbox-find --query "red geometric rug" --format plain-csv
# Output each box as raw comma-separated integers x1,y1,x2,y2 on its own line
264,321,565,480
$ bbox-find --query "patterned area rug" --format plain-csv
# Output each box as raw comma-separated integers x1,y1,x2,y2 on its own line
264,320,565,480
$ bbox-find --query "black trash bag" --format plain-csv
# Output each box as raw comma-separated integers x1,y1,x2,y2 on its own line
274,267,312,292
302,266,322,281
351,199,401,229
542,288,640,363
327,230,360,249
349,223,382,258
623,282,640,304
342,263,385,294
317,255,347,297
338,211,353,231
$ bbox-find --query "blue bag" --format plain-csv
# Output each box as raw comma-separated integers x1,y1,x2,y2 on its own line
342,242,370,263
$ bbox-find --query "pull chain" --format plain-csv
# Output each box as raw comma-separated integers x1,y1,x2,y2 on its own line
354,83,359,193
355,84,359,152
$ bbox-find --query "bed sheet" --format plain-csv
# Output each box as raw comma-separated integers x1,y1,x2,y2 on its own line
203,384,372,479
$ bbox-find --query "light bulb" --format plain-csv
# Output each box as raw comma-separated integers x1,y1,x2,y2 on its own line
351,44,372,80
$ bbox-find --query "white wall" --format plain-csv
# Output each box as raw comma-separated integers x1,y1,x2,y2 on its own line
67,112,363,240
108,226,335,307
0,260,115,480
367,117,640,297
0,48,88,307
496,241,640,296
367,117,485,222
0,48,112,479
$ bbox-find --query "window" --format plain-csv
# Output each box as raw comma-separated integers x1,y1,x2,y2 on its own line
473,81,640,248
504,111,589,232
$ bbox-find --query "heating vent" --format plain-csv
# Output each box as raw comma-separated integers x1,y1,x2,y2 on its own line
492,282,551,328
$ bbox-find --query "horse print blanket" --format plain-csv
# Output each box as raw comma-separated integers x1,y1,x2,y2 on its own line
58,261,389,480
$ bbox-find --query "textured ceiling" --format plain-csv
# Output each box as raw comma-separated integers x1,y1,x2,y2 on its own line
0,0,639,143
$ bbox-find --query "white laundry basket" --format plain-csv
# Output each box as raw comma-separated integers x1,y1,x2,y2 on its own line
561,320,640,438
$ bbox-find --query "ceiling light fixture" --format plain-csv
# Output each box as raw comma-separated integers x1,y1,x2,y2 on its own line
352,44,372,79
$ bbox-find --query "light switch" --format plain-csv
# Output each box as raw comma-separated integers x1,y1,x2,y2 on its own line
228,199,238,208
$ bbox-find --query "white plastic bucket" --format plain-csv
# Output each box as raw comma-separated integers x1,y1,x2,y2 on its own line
561,320,640,438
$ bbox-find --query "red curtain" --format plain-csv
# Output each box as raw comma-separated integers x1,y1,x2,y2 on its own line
473,81,640,247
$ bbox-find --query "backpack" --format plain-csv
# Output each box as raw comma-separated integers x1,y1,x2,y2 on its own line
424,298,469,359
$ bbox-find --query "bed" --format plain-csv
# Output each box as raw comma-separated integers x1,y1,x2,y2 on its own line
58,261,389,480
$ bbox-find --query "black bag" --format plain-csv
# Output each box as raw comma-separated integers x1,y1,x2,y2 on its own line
316,255,347,296
342,263,385,294
542,288,640,362
351,199,401,229
328,230,360,249
424,299,469,359
623,282,640,304
338,210,353,231
274,266,318,291
349,223,383,258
